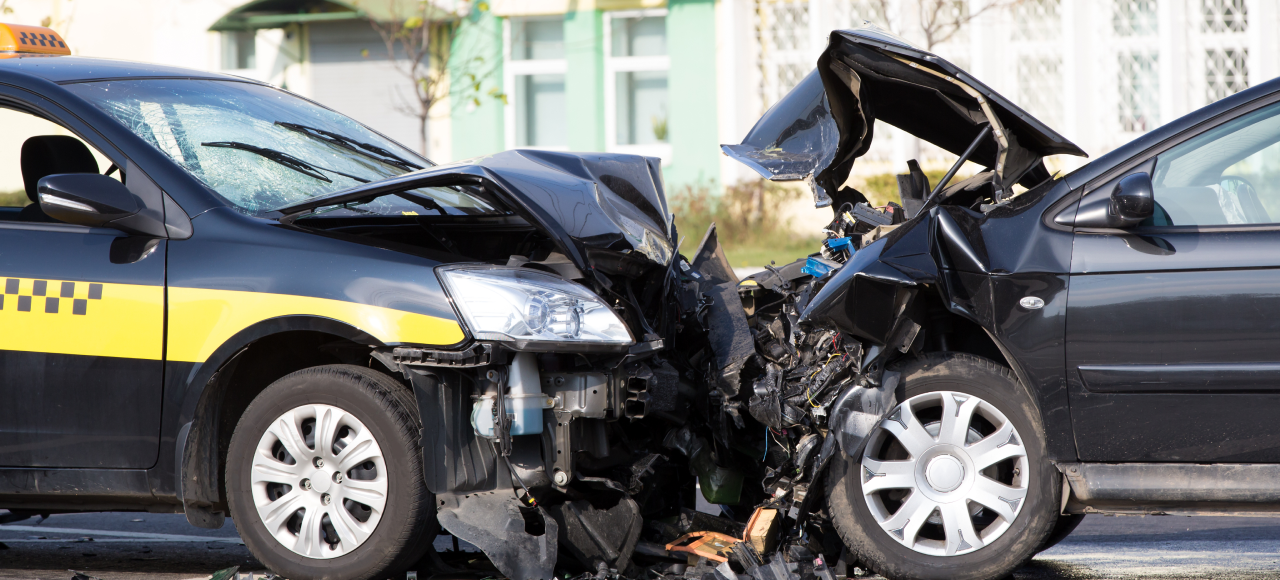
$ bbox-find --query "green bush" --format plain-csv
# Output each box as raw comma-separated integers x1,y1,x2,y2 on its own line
669,180,820,268
851,169,957,208
667,169,970,269
0,190,27,208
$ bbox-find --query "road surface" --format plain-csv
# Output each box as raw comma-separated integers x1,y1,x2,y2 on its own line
4,510,1280,579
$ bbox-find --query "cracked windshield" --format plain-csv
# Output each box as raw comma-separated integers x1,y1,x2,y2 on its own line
63,79,499,216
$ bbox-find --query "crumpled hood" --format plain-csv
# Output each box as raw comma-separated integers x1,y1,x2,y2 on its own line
470,149,675,272
281,149,675,275
723,26,1086,208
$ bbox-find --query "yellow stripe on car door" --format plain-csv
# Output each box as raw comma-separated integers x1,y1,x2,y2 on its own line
166,287,466,363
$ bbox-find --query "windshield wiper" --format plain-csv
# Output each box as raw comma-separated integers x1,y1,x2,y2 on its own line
202,141,331,182
275,122,425,172
202,141,376,185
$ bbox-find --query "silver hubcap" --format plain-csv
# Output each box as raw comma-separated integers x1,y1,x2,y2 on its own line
251,404,388,558
860,391,1029,557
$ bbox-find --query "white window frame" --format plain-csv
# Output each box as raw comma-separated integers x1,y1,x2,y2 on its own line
603,9,672,160
503,16,569,151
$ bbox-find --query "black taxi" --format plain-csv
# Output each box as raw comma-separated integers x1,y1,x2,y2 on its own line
0,21,664,580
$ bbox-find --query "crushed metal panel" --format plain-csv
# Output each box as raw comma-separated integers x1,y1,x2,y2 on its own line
690,224,739,286
436,489,559,580
545,497,643,572
704,281,754,397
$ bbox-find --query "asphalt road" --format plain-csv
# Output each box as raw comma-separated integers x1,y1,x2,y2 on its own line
3,511,1280,579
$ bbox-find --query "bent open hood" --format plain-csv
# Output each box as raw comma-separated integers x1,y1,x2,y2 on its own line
723,26,1086,208
278,149,674,275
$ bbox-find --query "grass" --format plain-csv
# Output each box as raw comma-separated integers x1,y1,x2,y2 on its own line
669,180,820,269
668,170,961,269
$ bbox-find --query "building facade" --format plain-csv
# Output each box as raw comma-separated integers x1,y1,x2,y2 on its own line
1,0,1277,192
447,0,723,188
736,0,1279,178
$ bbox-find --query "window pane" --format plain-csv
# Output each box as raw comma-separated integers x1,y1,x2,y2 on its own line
513,18,564,60
1150,103,1280,226
615,70,668,145
1118,51,1159,132
611,16,666,57
515,74,566,147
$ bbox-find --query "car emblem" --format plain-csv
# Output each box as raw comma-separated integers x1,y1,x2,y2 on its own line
1019,296,1045,310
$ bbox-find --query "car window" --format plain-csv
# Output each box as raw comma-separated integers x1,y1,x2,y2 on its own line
63,79,502,217
0,106,117,222
1150,102,1280,226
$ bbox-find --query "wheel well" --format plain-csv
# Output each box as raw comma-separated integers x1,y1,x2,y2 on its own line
915,293,1007,367
182,330,397,514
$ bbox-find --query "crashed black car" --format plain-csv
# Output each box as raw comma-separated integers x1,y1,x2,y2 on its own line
7,21,1280,580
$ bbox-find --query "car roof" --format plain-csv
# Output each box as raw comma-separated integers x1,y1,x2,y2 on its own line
0,54,259,84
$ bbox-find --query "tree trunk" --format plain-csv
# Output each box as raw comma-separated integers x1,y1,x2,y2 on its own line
419,114,430,159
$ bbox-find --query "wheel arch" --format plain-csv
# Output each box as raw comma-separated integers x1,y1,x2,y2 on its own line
909,292,1072,462
174,315,399,527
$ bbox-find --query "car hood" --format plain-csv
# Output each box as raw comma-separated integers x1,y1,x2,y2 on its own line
722,26,1086,208
279,149,674,275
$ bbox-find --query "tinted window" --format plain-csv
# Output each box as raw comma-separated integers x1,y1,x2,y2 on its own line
1150,102,1280,226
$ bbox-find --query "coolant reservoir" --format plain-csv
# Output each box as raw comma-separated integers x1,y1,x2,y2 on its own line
471,352,548,437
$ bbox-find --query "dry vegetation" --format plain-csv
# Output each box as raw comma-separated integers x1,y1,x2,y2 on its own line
668,169,958,268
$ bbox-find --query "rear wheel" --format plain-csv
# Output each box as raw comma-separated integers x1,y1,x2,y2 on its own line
227,364,437,580
827,353,1061,580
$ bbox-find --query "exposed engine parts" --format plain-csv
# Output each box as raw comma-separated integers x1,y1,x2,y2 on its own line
380,192,922,580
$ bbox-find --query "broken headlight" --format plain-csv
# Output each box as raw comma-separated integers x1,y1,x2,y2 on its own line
437,265,634,349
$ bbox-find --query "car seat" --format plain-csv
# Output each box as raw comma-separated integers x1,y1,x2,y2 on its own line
19,135,100,222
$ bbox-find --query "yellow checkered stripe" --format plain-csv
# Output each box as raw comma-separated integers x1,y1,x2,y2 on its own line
0,277,164,360
3,278,105,315
0,277,466,363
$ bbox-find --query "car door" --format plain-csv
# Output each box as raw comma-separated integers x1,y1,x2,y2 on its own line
1066,97,1280,462
0,97,166,469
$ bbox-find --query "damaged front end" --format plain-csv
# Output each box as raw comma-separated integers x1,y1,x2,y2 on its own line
274,24,1085,580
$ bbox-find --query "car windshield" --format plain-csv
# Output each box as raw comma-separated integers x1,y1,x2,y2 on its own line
64,79,500,217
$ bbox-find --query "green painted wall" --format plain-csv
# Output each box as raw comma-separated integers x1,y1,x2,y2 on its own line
564,10,606,151
448,9,505,161
448,3,723,190
665,0,720,188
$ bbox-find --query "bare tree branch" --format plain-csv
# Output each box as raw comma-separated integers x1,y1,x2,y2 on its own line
365,0,504,157
918,0,1022,51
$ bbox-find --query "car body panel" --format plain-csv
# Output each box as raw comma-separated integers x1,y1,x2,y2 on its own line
723,26,1084,207
277,149,675,274
0,223,165,469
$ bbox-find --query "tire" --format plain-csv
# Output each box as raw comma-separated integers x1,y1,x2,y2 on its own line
227,364,437,580
826,353,1061,580
1036,513,1084,554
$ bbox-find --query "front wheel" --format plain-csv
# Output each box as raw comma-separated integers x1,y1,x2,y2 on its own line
826,353,1061,580
226,364,437,580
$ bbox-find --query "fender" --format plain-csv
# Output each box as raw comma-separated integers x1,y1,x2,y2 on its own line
169,315,391,528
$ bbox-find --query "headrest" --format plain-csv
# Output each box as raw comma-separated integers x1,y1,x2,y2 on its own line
22,135,100,202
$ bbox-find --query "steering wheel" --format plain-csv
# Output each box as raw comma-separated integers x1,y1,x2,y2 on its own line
1219,174,1269,224
1221,174,1258,198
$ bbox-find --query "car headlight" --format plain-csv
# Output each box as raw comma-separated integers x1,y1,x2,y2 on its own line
437,265,634,349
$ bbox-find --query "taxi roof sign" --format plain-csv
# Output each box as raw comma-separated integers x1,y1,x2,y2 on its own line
0,23,70,55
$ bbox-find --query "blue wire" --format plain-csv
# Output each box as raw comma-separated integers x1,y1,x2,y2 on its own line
763,426,769,461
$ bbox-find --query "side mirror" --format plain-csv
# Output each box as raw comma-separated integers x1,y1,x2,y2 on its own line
1069,171,1156,229
38,174,165,237
1109,172,1155,227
